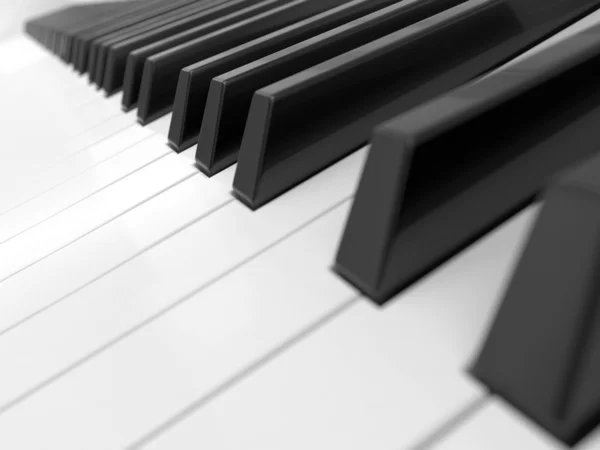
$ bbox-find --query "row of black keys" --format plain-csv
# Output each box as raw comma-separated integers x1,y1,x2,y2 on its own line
27,0,600,445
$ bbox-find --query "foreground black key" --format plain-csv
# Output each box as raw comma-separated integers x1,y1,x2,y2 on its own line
121,0,269,108
334,18,600,304
191,0,465,170
472,152,600,446
136,0,354,124
232,0,600,210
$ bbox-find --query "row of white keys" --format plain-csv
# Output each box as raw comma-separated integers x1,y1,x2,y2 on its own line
0,148,205,285
0,132,170,248
0,191,357,449
0,148,367,449
0,169,231,334
123,204,538,450
0,117,179,245
0,94,124,178
429,398,600,450
0,36,52,75
0,112,149,214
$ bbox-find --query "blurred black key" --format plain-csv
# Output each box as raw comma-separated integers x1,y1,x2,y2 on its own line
88,1,206,85
56,2,140,62
334,19,600,304
136,0,355,124
26,3,123,55
91,0,223,87
232,0,600,210
190,0,464,171
74,0,195,73
68,0,170,64
121,0,265,110
472,151,600,446
102,0,251,95
70,0,171,69
87,0,203,82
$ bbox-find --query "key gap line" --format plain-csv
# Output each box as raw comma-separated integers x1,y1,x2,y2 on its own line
0,131,152,219
405,394,491,450
126,296,360,450
0,196,353,418
0,171,200,308
54,120,137,163
0,196,233,338
66,108,123,140
0,146,168,250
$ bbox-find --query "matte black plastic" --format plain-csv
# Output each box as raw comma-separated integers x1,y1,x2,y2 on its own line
98,0,237,94
232,0,600,211
87,0,204,84
190,0,465,170
136,0,354,124
121,0,268,109
74,0,194,73
472,152,600,446
334,20,600,304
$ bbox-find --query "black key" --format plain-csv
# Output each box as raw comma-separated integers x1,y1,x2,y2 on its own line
122,0,289,110
136,0,355,124
71,0,172,69
88,2,203,85
91,0,223,87
471,151,600,446
232,0,600,211
26,3,121,55
86,0,201,81
231,0,510,208
56,2,137,62
74,0,194,73
334,19,600,304
191,0,465,171
102,0,250,95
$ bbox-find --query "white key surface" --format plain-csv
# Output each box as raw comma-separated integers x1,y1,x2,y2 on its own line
429,399,566,450
136,205,539,450
0,171,230,334
0,149,366,449
0,134,168,246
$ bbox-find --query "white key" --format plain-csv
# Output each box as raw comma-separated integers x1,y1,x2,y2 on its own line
0,134,168,246
146,114,173,138
0,36,51,74
0,149,365,444
0,86,118,151
0,149,198,284
429,399,567,450
135,206,540,450
578,428,600,450
0,189,357,450
0,171,230,335
0,120,151,214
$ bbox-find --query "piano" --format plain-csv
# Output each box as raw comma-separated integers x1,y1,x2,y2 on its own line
1,0,600,448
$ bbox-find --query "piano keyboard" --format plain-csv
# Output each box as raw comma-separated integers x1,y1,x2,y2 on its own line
1,0,600,448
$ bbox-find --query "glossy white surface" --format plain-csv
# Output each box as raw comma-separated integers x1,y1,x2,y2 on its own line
0,149,366,449
0,169,229,334
0,134,167,247
138,205,539,450
0,149,198,286
0,121,151,214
